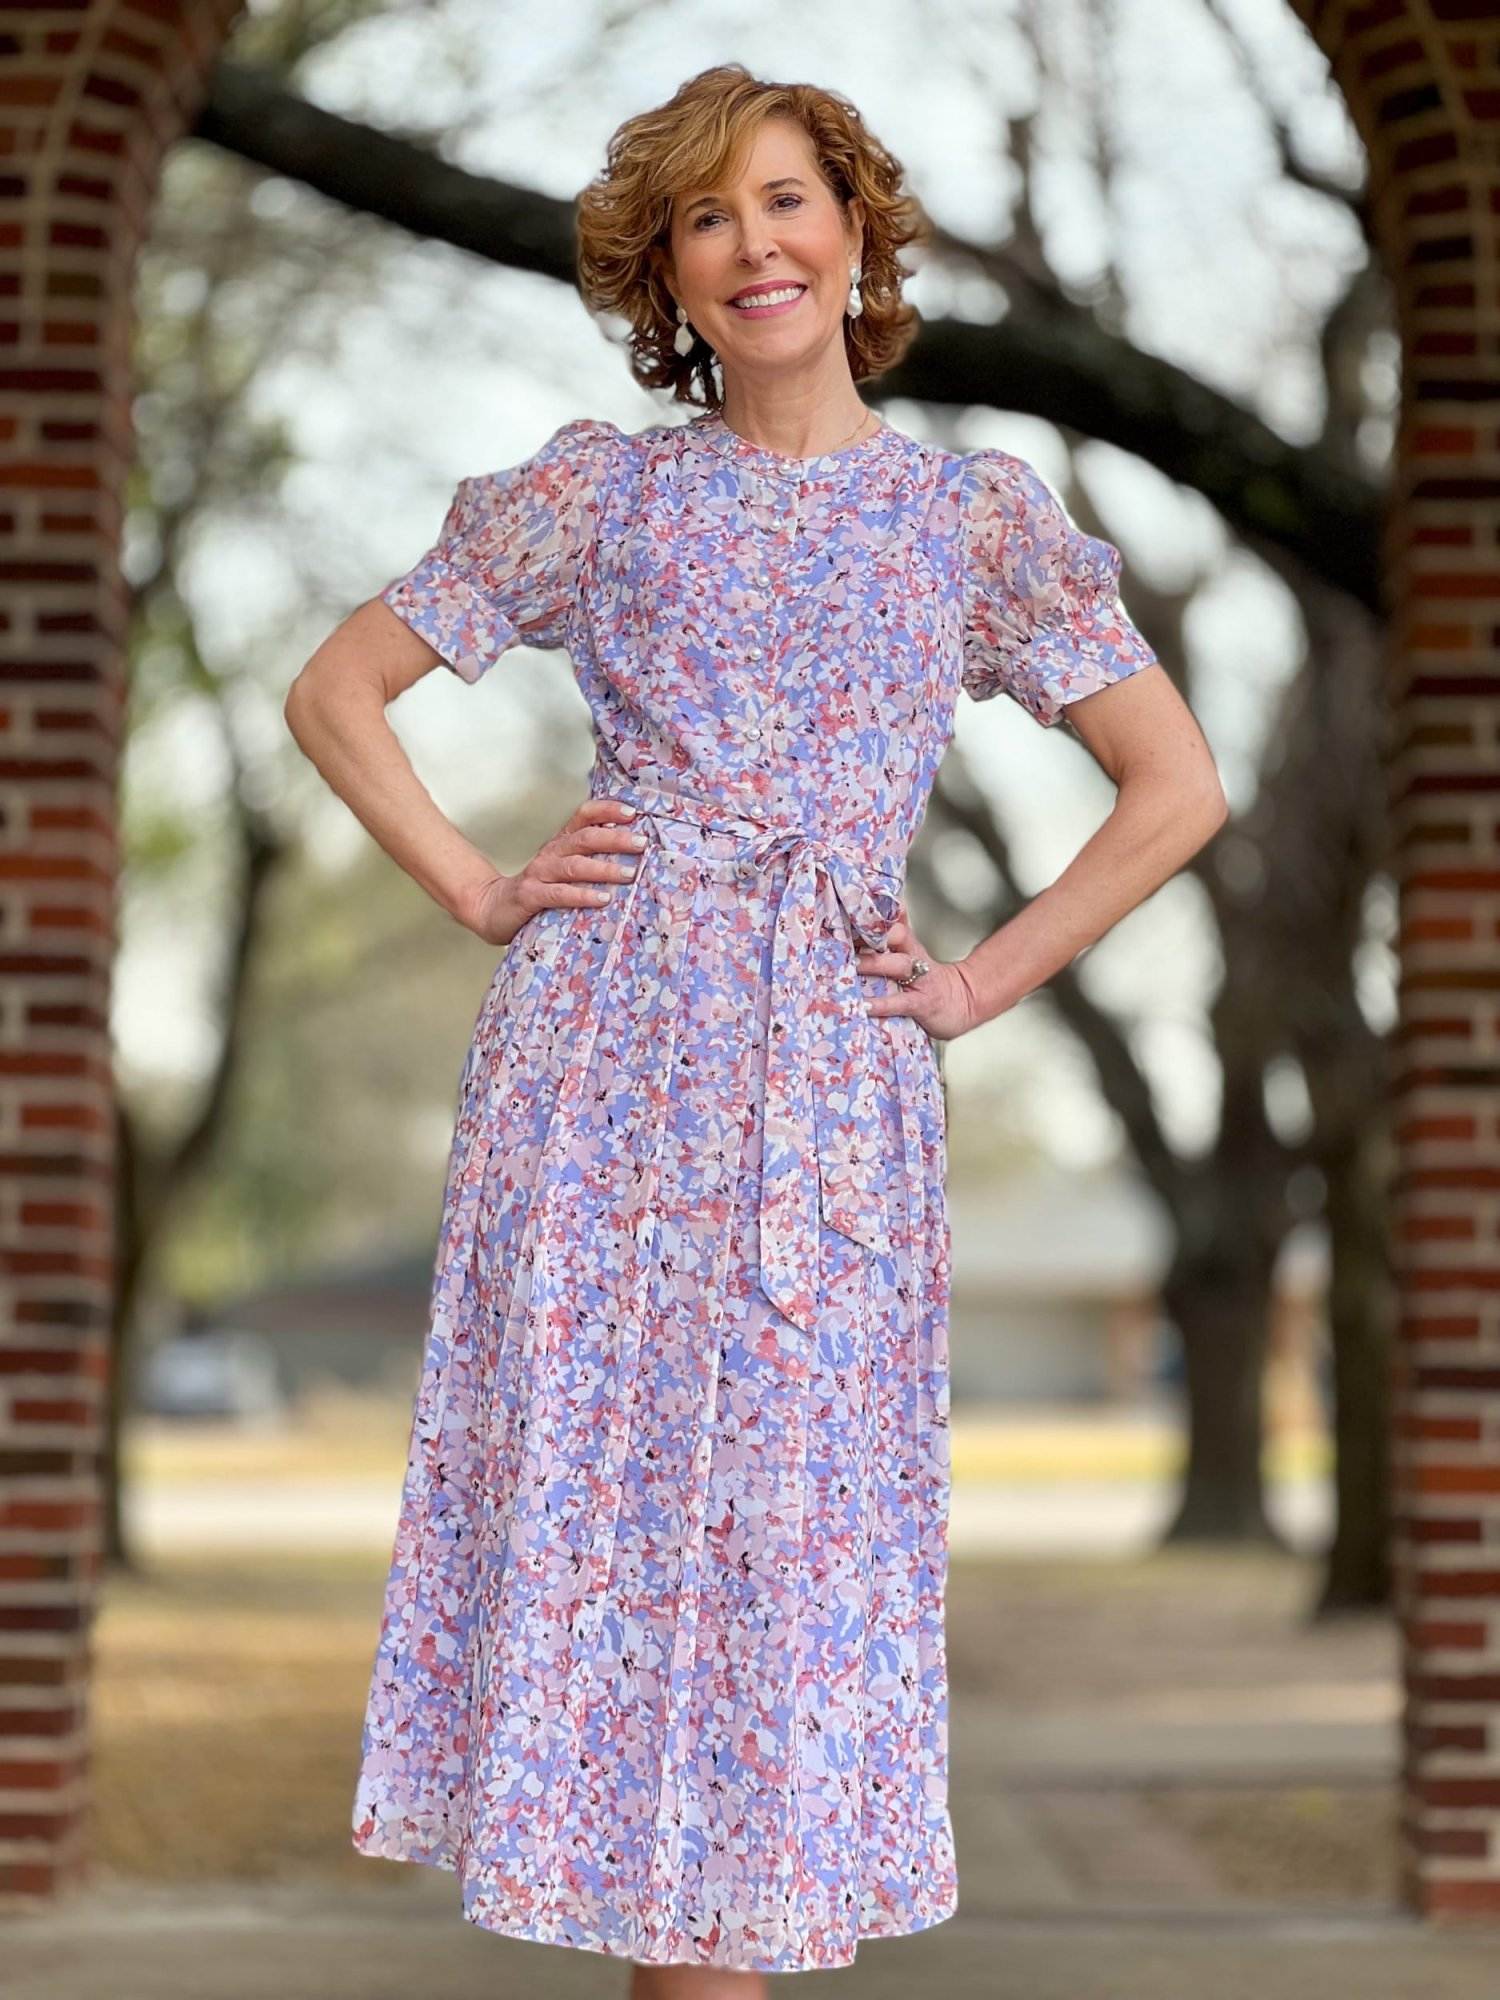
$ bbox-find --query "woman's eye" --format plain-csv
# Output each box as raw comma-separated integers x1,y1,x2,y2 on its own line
691,194,804,231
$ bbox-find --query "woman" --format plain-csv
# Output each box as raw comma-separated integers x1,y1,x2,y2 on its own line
286,60,1224,1996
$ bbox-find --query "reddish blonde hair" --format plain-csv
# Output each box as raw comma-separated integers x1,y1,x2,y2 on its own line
575,63,930,408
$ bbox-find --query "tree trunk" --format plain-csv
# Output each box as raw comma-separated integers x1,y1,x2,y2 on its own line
1312,1095,1395,1613
103,1097,146,1574
1160,1251,1287,1546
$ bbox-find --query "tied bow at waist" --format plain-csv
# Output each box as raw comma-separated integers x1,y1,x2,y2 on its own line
597,782,905,1333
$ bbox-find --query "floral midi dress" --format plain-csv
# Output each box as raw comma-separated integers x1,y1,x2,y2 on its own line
350,406,1159,1973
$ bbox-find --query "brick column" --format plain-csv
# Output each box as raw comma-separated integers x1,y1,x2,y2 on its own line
1286,0,1500,1922
0,1,240,1909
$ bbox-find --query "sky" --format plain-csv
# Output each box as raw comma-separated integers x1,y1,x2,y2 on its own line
117,0,1376,1178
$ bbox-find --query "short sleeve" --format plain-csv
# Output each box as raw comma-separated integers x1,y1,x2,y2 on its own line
961,448,1159,725
377,416,621,683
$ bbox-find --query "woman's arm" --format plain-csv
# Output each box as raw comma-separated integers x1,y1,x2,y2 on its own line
954,662,1227,1030
283,599,646,945
864,662,1225,1036
283,598,504,935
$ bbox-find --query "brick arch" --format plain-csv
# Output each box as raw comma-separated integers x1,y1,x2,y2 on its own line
0,1,243,1906
1285,0,1500,1920
1,0,1490,1933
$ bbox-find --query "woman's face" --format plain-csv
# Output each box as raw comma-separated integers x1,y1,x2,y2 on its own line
661,116,864,378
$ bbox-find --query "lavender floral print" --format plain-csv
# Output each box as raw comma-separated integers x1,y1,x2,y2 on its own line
350,408,1158,1972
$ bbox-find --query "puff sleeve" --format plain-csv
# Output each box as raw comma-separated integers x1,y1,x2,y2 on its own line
378,416,621,683
961,447,1159,724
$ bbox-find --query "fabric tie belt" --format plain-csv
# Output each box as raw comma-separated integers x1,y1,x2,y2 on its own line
451,776,921,1337
589,778,908,1331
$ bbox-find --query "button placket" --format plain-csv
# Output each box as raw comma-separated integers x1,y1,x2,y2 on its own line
741,481,775,746
741,601,767,742
741,473,819,756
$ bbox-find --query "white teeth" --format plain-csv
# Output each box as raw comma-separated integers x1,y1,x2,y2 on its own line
730,285,805,309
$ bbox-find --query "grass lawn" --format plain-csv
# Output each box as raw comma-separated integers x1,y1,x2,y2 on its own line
90,1548,390,1889
90,1386,1372,1904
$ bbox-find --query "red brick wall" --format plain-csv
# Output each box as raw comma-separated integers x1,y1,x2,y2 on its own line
1287,0,1500,1922
0,0,241,1909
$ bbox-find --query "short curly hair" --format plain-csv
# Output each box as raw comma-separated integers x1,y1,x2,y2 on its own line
575,63,929,409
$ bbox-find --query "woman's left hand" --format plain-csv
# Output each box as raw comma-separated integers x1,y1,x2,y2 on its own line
857,903,980,1042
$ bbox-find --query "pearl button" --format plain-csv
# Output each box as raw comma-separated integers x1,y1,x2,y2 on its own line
746,726,762,740
748,645,763,660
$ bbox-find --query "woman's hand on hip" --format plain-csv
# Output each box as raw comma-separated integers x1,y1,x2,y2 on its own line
464,798,648,947
857,904,981,1042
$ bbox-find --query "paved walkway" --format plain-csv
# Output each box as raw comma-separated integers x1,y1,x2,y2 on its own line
5,1870,1491,1998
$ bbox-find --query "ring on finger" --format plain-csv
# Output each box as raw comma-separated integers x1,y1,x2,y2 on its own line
895,956,932,990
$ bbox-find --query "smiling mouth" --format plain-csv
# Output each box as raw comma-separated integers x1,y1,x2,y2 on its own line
728,283,808,312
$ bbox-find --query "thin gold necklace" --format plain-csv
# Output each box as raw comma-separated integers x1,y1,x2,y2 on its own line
717,404,880,457
829,406,880,451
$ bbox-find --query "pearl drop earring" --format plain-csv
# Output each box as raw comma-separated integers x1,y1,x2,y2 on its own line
846,264,864,318
673,303,695,357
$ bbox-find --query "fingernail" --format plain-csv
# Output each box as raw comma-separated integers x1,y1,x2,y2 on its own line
619,804,636,816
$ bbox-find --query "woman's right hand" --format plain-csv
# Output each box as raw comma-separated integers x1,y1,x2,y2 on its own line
464,797,649,947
